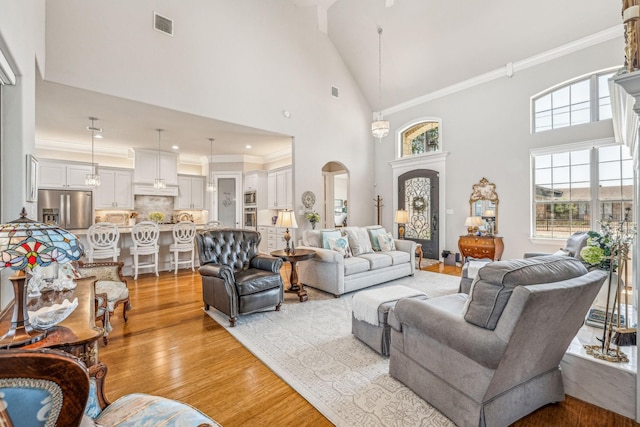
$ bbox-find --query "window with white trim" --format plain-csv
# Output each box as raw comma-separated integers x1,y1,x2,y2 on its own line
399,119,441,157
532,69,616,133
532,143,633,239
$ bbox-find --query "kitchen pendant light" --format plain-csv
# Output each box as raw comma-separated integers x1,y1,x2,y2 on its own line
371,26,389,141
85,117,102,187
154,128,166,189
207,138,216,192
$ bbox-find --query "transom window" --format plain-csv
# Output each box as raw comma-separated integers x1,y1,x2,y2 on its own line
532,69,617,133
400,119,441,157
532,143,633,239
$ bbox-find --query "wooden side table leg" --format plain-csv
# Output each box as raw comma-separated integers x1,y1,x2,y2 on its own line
416,244,423,270
287,261,308,302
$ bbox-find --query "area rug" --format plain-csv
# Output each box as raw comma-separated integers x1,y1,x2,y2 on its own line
204,271,459,426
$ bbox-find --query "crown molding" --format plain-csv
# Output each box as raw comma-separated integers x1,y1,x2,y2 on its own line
36,139,129,157
384,25,624,116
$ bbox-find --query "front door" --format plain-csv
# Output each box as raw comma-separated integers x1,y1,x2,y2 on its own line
398,169,439,260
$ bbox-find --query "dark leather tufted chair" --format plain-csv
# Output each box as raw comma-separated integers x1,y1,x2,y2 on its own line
196,229,284,326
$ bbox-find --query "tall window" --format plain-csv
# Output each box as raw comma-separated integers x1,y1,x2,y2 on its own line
532,143,633,239
532,69,616,133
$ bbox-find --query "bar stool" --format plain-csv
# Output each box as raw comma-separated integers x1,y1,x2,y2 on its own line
130,221,160,280
206,220,224,229
169,221,197,274
86,222,121,262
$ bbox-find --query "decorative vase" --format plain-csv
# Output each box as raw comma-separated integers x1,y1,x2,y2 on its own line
312,222,316,230
129,218,136,226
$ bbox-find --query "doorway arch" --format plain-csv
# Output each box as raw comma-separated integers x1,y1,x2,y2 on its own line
322,162,349,229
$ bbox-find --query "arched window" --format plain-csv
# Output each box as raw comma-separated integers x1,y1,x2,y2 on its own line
399,118,442,158
531,68,618,133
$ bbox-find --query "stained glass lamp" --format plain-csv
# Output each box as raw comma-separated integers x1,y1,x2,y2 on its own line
0,208,83,347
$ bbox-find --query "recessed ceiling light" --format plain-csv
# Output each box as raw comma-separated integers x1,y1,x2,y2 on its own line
245,145,252,149
171,145,179,150
94,134,103,139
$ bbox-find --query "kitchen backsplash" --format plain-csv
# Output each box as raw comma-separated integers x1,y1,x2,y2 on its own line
95,195,206,224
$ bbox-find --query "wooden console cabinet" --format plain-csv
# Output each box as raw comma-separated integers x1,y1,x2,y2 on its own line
458,235,504,263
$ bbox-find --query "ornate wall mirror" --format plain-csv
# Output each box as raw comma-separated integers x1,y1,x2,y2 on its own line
469,177,499,234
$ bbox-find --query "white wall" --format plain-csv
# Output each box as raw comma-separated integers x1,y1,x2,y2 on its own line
375,38,624,260
43,0,375,230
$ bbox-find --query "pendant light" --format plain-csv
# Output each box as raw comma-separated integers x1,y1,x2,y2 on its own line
85,117,101,187
154,128,166,189
207,138,216,192
371,26,389,141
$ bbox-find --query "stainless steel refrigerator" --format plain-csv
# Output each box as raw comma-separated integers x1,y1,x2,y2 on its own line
37,189,93,229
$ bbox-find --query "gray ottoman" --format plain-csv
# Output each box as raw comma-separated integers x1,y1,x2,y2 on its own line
351,287,428,356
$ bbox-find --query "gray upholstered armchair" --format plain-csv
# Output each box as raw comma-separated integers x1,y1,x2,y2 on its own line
389,255,607,427
196,229,284,326
523,231,589,260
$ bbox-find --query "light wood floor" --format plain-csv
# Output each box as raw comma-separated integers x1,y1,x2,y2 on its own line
99,262,639,427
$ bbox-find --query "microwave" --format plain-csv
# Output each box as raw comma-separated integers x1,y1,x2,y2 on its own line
244,191,257,206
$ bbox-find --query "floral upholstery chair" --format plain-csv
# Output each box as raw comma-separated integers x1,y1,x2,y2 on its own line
0,349,219,426
73,261,131,344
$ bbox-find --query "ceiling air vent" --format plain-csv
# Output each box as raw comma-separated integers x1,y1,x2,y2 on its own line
331,86,339,98
154,12,174,36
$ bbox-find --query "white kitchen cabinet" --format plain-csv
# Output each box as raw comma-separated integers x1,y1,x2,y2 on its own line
244,170,268,208
267,167,292,210
133,148,178,185
95,168,134,209
257,225,268,253
176,175,205,209
38,159,95,189
266,226,291,252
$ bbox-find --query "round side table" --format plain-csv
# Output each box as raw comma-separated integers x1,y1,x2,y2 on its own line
270,248,315,302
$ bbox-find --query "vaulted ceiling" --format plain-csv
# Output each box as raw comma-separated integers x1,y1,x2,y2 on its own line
35,0,623,160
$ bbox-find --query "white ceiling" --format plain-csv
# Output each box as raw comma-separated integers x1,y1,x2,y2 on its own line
35,0,623,161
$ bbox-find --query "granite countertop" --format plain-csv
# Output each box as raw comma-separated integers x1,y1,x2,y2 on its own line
69,223,206,235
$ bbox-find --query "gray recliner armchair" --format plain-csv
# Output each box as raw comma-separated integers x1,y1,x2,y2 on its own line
196,229,284,326
389,255,607,427
523,231,589,260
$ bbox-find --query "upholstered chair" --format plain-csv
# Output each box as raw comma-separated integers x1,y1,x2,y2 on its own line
196,228,284,326
74,261,131,343
523,231,590,260
389,256,607,427
0,349,220,426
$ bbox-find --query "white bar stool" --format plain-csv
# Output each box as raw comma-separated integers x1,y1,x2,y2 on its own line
130,221,160,280
169,221,197,274
86,222,121,262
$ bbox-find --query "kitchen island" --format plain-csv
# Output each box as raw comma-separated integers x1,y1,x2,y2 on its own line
72,223,207,278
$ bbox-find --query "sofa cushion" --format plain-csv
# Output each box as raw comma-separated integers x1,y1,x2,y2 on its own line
367,227,387,251
378,232,396,251
342,227,373,256
359,252,393,270
463,255,588,330
328,236,352,257
344,256,371,275
322,230,342,249
304,229,323,248
385,250,411,265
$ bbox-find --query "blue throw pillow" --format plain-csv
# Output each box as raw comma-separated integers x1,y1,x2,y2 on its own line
322,230,342,249
367,228,387,251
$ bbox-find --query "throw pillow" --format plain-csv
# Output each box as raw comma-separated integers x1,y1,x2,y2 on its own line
553,248,570,256
328,236,352,258
322,230,342,249
367,227,387,251
463,255,588,330
377,232,396,252
342,227,373,256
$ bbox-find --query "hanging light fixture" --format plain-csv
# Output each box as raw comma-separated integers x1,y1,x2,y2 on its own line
85,117,102,187
154,128,166,189
371,26,389,141
207,138,216,192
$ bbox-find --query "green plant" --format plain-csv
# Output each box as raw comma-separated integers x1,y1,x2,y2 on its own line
148,211,165,223
305,211,320,224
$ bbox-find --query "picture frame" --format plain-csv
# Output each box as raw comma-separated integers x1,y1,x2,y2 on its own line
26,154,38,202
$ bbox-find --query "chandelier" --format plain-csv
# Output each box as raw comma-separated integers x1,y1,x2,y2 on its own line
85,117,102,187
207,138,216,192
154,128,166,189
371,26,389,141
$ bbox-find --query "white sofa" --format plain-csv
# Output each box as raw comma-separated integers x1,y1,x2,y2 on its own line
297,226,416,297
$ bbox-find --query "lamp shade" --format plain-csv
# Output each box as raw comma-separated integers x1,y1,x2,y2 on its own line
394,209,409,224
275,210,298,229
0,209,83,270
464,216,483,227
483,210,495,217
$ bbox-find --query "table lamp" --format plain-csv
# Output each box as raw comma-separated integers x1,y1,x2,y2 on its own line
0,208,83,347
394,209,409,239
275,209,298,254
464,216,483,235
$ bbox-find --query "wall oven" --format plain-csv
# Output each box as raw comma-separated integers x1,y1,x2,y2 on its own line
244,207,257,230
244,191,257,206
